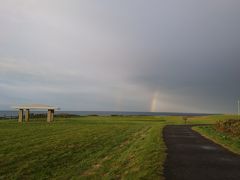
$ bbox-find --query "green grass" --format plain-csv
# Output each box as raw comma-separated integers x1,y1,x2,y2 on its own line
0,116,171,179
0,114,235,179
193,125,240,155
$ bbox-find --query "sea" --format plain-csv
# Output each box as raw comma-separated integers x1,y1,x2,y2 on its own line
0,110,213,118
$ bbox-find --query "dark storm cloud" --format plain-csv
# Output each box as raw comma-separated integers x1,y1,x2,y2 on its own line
0,0,240,113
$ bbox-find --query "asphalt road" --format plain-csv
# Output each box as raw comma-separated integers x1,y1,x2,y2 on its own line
163,125,240,180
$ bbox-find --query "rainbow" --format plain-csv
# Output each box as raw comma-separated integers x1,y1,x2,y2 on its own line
150,92,159,112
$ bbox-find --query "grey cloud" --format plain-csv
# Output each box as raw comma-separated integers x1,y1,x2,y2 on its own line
0,0,240,113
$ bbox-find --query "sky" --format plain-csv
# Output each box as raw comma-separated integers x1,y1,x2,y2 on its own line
0,0,240,113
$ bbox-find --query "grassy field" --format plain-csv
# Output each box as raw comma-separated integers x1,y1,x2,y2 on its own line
0,115,235,179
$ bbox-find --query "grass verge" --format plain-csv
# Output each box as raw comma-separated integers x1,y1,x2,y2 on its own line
193,125,240,155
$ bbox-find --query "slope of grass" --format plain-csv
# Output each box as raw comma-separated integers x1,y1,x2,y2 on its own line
0,116,168,179
193,125,240,155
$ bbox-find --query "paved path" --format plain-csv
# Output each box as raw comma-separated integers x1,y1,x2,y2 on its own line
163,125,240,180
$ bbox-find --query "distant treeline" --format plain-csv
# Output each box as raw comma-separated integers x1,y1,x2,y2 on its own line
0,114,148,120
0,116,17,120
0,113,81,119
29,113,80,118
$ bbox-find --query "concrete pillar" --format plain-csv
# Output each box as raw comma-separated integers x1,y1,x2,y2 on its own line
47,109,51,122
47,109,54,122
51,109,54,121
18,109,23,123
25,109,30,122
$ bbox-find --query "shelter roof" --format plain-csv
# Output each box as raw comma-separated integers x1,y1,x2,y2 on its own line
13,104,60,110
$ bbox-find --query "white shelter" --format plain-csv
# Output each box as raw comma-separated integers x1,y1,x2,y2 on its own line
13,104,60,123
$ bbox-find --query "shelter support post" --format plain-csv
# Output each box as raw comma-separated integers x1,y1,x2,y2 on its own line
25,109,30,122
47,109,54,122
51,109,54,121
18,109,23,123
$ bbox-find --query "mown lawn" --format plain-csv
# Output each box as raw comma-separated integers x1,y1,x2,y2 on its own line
0,116,176,179
0,115,232,179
